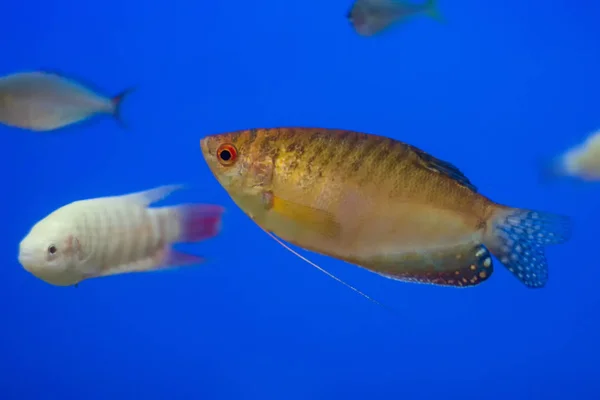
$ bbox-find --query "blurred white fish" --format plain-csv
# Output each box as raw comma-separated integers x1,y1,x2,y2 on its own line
541,129,600,182
18,185,224,287
0,70,134,132
346,0,442,37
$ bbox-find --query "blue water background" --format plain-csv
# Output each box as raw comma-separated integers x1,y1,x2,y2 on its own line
2,0,599,399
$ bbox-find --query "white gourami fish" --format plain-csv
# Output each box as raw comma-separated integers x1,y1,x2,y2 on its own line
18,185,224,286
0,70,133,131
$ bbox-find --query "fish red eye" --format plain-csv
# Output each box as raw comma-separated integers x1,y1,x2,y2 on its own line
217,143,238,166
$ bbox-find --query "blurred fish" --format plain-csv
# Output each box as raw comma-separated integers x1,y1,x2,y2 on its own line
0,71,133,131
18,185,224,287
539,129,600,182
347,0,442,36
201,128,571,302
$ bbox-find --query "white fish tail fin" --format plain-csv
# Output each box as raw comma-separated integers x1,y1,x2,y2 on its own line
424,0,443,21
261,227,401,315
150,204,223,272
483,206,572,288
148,204,223,271
111,87,135,129
172,204,225,243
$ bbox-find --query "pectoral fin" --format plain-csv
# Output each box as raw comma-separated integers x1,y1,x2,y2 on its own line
355,241,494,287
261,227,398,314
262,191,342,239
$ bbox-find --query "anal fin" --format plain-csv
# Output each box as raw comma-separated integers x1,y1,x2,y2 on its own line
359,242,494,288
89,248,205,281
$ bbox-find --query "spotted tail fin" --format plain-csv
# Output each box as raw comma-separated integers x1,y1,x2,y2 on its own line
483,206,572,288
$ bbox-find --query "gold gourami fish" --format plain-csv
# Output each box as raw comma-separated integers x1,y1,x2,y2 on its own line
201,128,571,295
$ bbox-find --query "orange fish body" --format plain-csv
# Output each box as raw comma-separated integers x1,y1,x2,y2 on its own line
201,128,571,288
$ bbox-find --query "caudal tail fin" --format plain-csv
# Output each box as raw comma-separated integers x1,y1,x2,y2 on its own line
146,204,224,270
483,206,572,288
424,0,443,21
111,87,135,128
175,204,225,243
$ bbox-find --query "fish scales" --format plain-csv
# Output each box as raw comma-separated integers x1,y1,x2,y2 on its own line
69,201,161,272
58,199,180,272
204,128,488,262
204,128,490,252
252,128,487,218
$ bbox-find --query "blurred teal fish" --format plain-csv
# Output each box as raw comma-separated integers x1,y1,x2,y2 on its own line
347,0,442,36
0,71,134,132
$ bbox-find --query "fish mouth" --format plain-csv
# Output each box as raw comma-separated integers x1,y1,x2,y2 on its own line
17,252,38,273
18,241,34,268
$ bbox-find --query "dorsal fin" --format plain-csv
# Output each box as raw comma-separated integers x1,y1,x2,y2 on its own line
121,184,185,206
37,68,110,97
408,145,478,192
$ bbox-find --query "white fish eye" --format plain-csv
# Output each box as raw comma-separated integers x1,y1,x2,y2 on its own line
47,245,57,255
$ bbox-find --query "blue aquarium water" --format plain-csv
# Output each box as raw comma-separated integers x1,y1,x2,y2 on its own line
2,0,599,399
